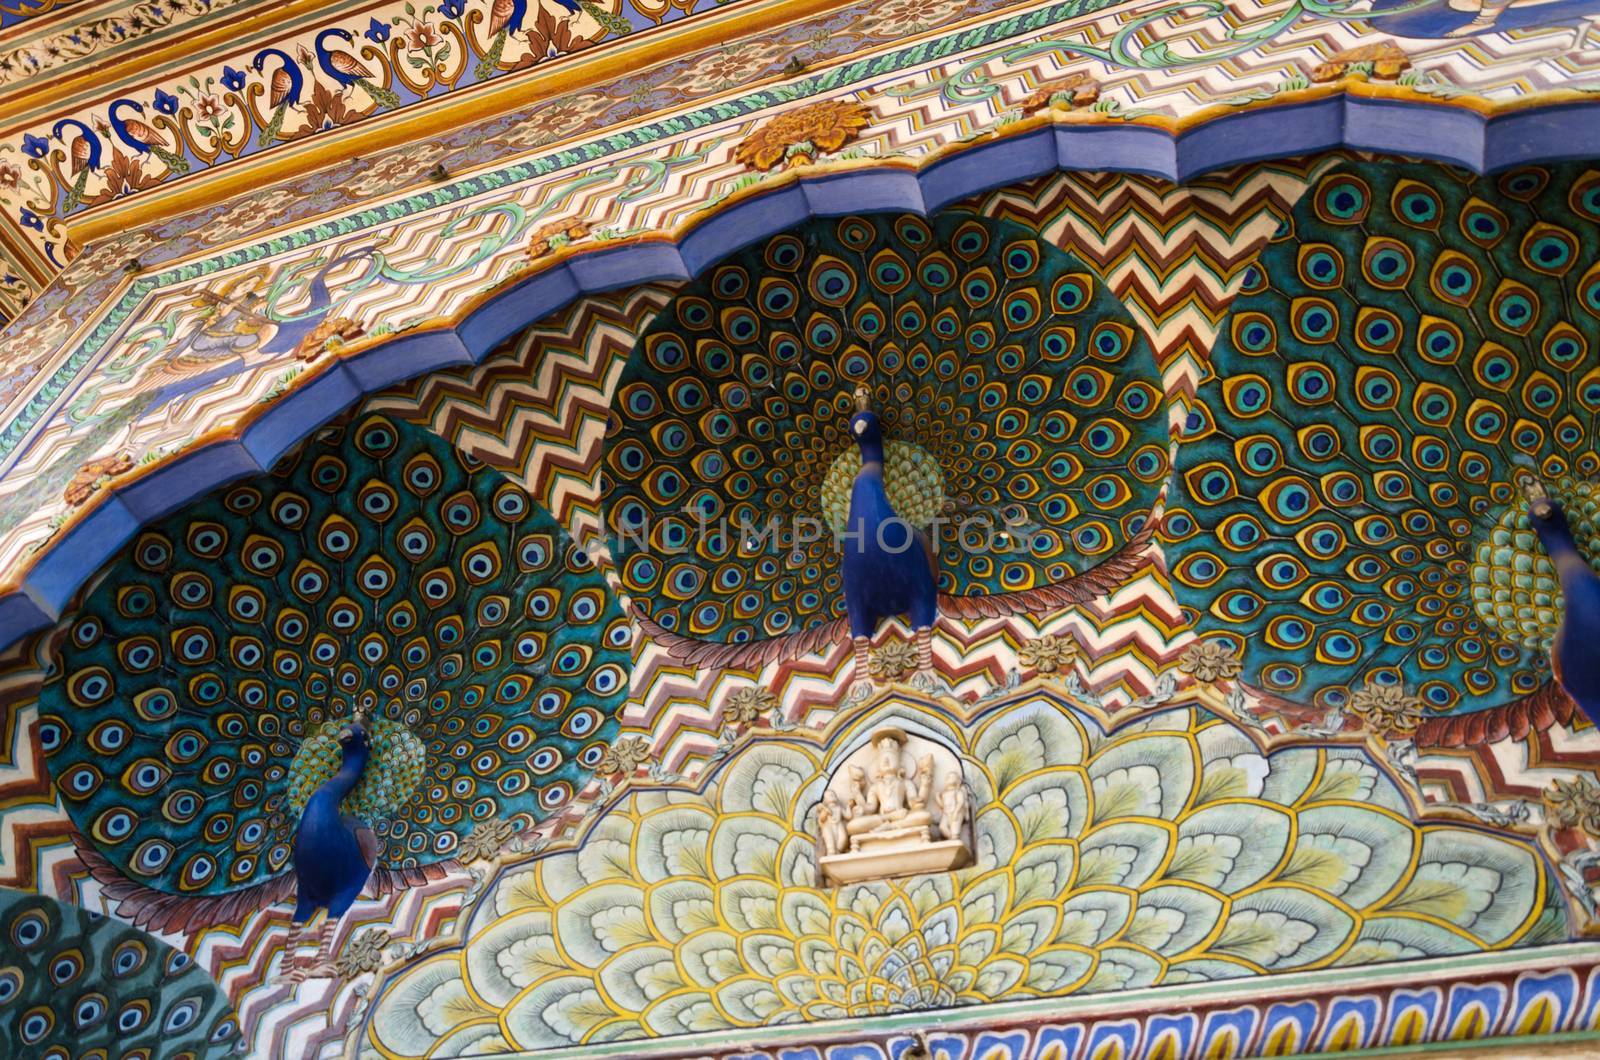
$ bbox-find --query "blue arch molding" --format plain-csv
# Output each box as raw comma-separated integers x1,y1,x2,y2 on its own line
1,93,1599,648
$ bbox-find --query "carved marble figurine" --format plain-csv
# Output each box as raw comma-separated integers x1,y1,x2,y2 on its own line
816,725,973,885
845,729,934,839
938,772,971,845
817,790,849,857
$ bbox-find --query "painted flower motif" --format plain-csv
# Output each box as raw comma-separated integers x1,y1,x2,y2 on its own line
696,46,757,89
870,0,972,32
459,818,520,862
18,208,42,231
1178,640,1243,683
21,133,48,158
1019,72,1100,113
723,686,777,727
195,95,223,120
440,0,464,18
870,638,920,680
494,94,608,148
1544,776,1600,838
733,99,873,171
1312,42,1410,82
293,316,364,360
371,711,1552,1054
520,2,605,66
1018,633,1078,674
1348,680,1425,736
367,18,392,43
597,736,651,776
153,89,179,115
64,453,134,506
407,21,442,50
0,162,20,189
525,218,591,258
194,187,300,245
221,66,247,92
335,929,392,977
344,140,452,198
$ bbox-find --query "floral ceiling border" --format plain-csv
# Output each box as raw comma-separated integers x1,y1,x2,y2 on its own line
0,0,865,322
0,0,1592,647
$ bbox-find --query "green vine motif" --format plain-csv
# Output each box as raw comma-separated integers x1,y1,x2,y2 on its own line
889,0,1444,105
65,308,180,423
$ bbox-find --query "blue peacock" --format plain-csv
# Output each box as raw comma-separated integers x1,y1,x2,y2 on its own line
39,411,630,936
1173,161,1600,744
605,212,1166,692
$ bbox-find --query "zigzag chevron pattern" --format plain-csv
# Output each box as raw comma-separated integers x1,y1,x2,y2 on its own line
370,285,676,549
362,164,1335,778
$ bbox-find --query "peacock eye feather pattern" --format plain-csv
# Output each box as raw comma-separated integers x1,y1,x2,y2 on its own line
39,411,630,929
0,889,236,1058
604,213,1166,667
1173,161,1600,742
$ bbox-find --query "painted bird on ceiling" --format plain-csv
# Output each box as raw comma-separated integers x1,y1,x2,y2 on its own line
281,716,379,982
50,117,101,212
605,212,1167,700
106,99,190,174
37,412,630,938
1174,160,1600,747
252,47,306,146
315,28,402,108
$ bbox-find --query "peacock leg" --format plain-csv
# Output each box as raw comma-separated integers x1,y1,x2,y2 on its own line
276,920,315,984
846,636,874,702
296,919,342,981
908,627,952,697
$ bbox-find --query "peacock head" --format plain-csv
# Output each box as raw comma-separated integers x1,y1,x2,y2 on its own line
337,720,370,756
849,386,884,460
1521,472,1573,537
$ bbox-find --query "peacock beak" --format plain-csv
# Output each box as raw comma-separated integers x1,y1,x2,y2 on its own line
1518,471,1549,504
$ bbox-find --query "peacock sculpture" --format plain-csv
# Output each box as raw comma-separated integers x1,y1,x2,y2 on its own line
283,717,379,981
605,213,1166,696
1521,474,1600,721
841,385,941,697
1173,161,1600,744
39,411,630,936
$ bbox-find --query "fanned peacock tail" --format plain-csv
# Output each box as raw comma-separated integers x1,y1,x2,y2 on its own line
258,102,289,147
62,166,90,213
604,212,1166,650
1173,161,1600,724
40,411,630,899
582,2,632,35
151,144,190,175
0,890,237,1057
359,76,402,109
474,30,508,82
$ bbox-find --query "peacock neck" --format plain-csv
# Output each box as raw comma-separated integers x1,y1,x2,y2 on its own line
1533,517,1590,577
327,746,368,799
856,440,885,468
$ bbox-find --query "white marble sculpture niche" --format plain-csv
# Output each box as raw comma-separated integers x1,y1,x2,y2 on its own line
814,725,974,886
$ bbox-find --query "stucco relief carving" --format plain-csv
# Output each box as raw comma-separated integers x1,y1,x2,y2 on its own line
814,725,973,886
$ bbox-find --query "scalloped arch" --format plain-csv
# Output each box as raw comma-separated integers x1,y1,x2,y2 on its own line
1,96,1595,657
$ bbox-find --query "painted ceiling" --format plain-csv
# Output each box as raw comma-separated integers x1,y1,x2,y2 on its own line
0,0,1599,1057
